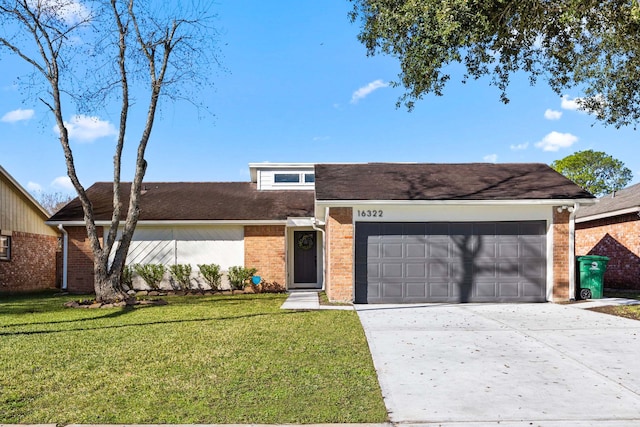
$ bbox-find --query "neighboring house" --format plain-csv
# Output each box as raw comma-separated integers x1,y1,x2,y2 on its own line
576,183,640,290
47,162,594,302
0,165,60,293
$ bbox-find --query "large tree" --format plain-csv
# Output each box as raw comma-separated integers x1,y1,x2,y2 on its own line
0,0,218,302
350,0,640,127
551,150,633,196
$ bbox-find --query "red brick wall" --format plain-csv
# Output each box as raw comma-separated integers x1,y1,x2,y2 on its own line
66,226,102,294
0,231,58,293
244,225,286,285
552,209,570,301
576,213,640,289
326,207,353,302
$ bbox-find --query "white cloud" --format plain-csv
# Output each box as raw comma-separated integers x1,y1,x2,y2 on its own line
351,79,388,104
27,0,91,25
27,181,43,192
510,142,529,151
544,109,562,120
561,94,581,111
1,108,35,123
54,114,117,142
483,154,498,163
51,176,74,191
535,131,578,152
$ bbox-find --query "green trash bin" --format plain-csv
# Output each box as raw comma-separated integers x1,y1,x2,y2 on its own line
577,255,609,299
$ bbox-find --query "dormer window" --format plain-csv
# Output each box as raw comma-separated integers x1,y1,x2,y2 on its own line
304,173,315,183
274,173,301,183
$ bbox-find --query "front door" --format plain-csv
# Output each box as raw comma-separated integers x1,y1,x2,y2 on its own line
293,231,317,284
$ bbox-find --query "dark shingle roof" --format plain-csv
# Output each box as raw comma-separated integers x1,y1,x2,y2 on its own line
576,182,640,219
49,182,315,222
314,163,594,201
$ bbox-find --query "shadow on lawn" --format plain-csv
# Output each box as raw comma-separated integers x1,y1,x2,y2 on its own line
0,309,301,337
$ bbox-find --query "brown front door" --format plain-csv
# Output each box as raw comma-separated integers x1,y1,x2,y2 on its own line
294,231,317,284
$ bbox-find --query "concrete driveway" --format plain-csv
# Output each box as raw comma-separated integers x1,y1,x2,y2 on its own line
356,303,640,426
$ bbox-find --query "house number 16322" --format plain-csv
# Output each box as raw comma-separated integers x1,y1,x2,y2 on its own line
357,209,383,218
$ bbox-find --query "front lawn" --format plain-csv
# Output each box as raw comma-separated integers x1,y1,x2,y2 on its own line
0,292,387,424
589,289,640,320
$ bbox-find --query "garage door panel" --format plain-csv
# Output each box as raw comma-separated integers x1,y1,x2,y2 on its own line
382,282,404,298
476,241,498,258
476,282,499,297
428,282,451,297
428,241,450,257
406,263,427,278
474,261,497,278
355,221,547,303
498,282,520,297
429,262,449,278
382,263,403,278
406,282,427,297
406,242,426,257
383,243,403,257
520,241,545,257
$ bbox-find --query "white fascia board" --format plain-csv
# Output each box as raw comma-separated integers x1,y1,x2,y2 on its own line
248,162,316,169
315,198,596,207
46,219,288,227
576,206,640,223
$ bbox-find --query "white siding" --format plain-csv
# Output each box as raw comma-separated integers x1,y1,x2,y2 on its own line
257,168,315,190
114,225,244,290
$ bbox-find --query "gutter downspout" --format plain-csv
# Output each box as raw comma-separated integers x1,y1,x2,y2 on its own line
58,224,68,291
568,202,580,301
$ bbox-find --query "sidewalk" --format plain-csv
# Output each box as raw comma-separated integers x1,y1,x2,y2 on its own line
280,291,353,310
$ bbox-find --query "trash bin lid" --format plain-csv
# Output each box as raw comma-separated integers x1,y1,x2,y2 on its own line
577,255,610,262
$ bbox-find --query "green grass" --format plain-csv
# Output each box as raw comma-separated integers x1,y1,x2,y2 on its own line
0,292,387,424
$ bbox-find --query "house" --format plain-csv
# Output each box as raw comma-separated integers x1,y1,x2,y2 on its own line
0,165,60,293
576,183,640,290
47,162,595,302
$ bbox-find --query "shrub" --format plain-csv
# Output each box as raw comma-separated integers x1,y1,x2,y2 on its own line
249,279,285,294
259,280,286,294
121,265,133,290
169,264,192,290
133,264,166,290
227,266,257,293
197,263,222,291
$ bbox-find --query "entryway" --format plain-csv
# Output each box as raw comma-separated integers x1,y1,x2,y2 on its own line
288,229,322,289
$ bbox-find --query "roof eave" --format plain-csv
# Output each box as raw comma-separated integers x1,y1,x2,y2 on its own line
576,206,640,223
46,219,290,227
315,198,596,207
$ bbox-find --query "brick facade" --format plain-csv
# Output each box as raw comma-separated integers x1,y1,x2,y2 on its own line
244,225,286,285
576,213,640,289
66,226,102,294
0,231,58,293
552,209,571,301
326,207,353,302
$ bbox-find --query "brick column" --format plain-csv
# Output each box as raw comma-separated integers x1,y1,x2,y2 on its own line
326,207,353,302
244,225,286,285
552,209,570,301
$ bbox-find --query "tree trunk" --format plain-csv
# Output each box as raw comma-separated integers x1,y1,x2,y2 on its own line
94,269,128,303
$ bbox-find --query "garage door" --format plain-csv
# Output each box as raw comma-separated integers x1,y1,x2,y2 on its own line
355,221,547,303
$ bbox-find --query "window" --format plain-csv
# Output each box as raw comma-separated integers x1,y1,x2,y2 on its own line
0,236,10,261
304,173,315,183
274,173,301,183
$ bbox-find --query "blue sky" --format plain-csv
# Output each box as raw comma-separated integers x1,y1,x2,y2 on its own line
1,0,638,197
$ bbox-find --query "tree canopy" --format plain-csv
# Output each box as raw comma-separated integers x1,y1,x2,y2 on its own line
349,0,640,127
551,150,633,196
